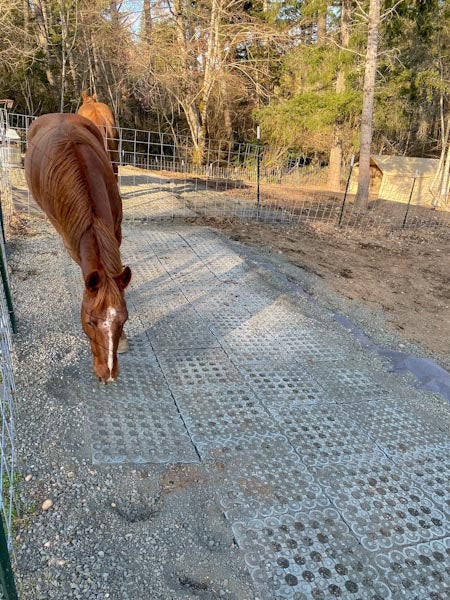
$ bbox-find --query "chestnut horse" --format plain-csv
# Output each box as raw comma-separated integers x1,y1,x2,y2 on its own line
25,113,131,383
78,92,119,180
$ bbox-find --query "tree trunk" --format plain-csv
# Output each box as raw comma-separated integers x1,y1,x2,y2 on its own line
23,0,29,32
143,0,152,41
430,115,449,206
327,0,350,191
440,136,450,200
198,0,221,154
67,49,78,92
33,0,58,99
90,32,101,91
60,1,67,112
173,0,203,161
183,101,204,167
354,0,381,209
317,6,327,46
220,77,233,142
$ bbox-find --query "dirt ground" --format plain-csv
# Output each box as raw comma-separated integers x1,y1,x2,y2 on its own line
187,216,450,360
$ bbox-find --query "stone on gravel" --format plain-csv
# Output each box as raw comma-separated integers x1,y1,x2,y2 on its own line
42,499,53,511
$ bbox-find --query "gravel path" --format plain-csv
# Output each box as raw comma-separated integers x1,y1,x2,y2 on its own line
9,218,450,599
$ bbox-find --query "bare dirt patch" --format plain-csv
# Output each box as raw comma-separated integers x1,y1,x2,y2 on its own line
188,217,450,359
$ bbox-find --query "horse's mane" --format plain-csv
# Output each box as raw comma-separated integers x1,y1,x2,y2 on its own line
43,126,122,309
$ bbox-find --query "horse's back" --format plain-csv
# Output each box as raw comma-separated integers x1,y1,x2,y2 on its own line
25,113,121,257
78,102,115,128
25,113,110,200
27,113,103,163
77,102,119,175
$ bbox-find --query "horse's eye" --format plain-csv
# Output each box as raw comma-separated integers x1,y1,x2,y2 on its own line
87,322,94,328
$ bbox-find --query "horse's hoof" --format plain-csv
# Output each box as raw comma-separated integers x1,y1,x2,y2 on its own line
117,336,129,354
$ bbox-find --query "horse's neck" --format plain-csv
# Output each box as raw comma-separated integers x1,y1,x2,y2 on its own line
79,228,102,279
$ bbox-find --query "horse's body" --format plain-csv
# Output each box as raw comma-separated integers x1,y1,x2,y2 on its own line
78,92,119,180
25,113,131,383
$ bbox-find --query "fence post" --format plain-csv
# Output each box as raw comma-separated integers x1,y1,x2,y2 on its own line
0,244,16,334
0,516,18,600
338,155,355,227
402,170,418,228
256,126,261,207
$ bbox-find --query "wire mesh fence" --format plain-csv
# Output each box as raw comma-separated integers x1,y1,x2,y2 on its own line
0,107,19,599
6,111,450,235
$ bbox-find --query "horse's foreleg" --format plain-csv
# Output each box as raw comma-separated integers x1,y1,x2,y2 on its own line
118,331,129,353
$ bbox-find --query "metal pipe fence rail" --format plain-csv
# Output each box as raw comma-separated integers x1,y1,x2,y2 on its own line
6,112,450,235
0,115,19,600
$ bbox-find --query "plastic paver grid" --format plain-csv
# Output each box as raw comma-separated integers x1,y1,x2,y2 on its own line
314,459,448,552
345,398,449,457
375,539,449,599
158,348,245,389
233,508,393,600
200,433,330,521
236,363,329,406
146,310,220,351
307,361,389,403
171,384,279,447
275,331,350,363
87,397,198,465
389,445,450,515
268,403,385,467
61,224,450,598
81,357,199,465
204,309,253,336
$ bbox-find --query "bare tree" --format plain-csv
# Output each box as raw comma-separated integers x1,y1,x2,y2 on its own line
354,0,381,209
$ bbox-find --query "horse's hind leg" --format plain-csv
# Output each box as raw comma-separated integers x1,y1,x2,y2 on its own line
118,331,129,353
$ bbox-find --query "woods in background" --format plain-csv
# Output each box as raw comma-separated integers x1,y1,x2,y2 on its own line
1,1,449,176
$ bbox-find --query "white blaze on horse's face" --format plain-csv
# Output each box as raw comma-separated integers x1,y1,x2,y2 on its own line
103,306,117,382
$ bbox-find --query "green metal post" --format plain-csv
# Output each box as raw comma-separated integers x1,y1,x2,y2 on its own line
0,242,16,334
256,126,261,207
402,170,418,229
0,199,5,243
0,519,18,600
338,155,355,227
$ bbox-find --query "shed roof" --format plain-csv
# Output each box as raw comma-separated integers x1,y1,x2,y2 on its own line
369,155,438,177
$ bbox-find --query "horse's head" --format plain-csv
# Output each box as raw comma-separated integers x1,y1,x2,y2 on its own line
81,91,98,104
81,266,132,383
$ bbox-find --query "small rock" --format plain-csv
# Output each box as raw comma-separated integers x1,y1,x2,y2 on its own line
67,472,74,479
25,474,33,482
42,499,53,511
111,502,116,508
98,551,105,558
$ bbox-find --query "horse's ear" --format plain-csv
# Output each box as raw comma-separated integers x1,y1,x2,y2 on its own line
81,90,87,101
115,266,131,291
92,92,97,101
85,270,101,294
